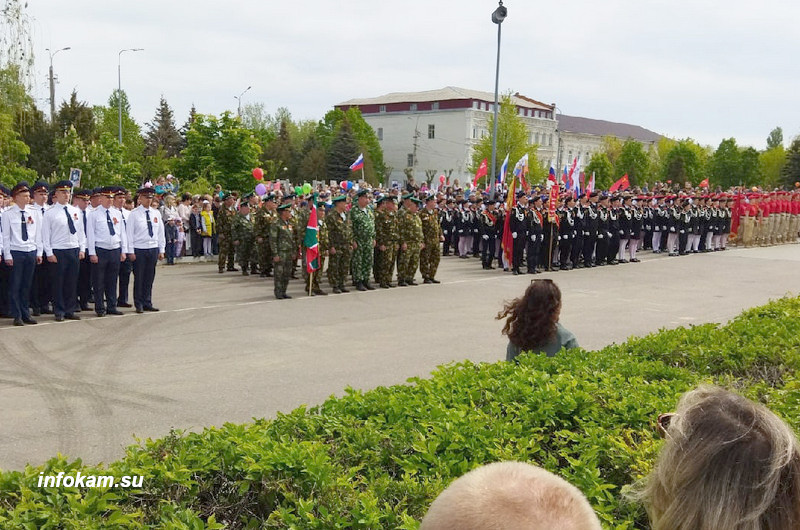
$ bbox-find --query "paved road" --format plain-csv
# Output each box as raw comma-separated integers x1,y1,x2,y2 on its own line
2,244,799,470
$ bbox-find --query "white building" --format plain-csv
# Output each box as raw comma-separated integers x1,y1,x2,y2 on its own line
556,114,662,170
336,86,558,185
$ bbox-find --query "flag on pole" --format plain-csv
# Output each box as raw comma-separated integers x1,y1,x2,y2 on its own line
501,175,517,265
699,177,709,188
548,166,557,184
497,154,510,185
349,153,364,172
587,172,595,193
304,200,320,273
472,158,488,188
609,174,630,192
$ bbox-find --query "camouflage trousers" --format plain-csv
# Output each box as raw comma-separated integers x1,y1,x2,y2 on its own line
351,240,374,283
235,241,254,272
374,245,397,285
419,241,440,281
273,253,292,298
256,238,273,275
217,235,235,271
397,244,420,282
302,248,323,292
327,247,352,289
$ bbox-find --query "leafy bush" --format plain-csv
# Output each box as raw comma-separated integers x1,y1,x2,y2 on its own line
2,297,800,529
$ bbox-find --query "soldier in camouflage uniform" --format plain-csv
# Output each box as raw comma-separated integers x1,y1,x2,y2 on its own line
374,196,399,288
325,195,353,294
270,203,296,299
419,195,444,284
397,197,424,286
232,201,255,275
216,192,237,273
350,189,377,291
254,194,277,277
296,196,327,296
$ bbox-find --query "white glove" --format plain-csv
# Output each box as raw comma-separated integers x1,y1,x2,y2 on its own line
512,232,517,239
539,235,544,242
482,234,489,240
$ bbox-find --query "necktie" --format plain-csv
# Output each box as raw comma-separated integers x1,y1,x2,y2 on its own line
21,211,28,241
145,210,153,237
106,210,116,236
64,206,76,235
82,210,87,236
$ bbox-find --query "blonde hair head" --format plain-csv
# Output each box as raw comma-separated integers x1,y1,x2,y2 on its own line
420,462,601,530
636,385,800,530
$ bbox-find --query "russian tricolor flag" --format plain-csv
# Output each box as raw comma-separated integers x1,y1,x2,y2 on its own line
349,153,364,171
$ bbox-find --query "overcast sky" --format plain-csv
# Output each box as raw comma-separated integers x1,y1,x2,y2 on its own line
22,0,799,150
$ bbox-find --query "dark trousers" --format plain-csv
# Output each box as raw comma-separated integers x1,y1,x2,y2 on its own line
596,233,609,264
133,247,159,310
8,250,36,320
512,234,525,271
570,235,583,267
190,231,203,256
583,236,597,267
442,230,451,255
0,261,9,316
92,247,121,313
679,232,689,254
165,240,176,264
31,259,51,312
526,235,541,271
118,256,133,304
559,237,572,267
481,235,496,267
52,248,80,317
472,232,481,255
78,254,92,308
607,234,620,263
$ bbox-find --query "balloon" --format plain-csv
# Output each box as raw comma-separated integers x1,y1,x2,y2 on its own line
439,175,446,184
252,168,264,180
294,186,302,196
346,181,353,191
795,182,799,188
255,183,267,196
340,180,347,189
302,183,312,194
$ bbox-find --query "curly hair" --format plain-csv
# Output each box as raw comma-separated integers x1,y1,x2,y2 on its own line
496,279,561,351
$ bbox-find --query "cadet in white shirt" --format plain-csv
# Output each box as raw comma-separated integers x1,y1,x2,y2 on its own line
41,180,86,321
0,184,11,317
30,180,52,316
1,181,44,326
126,186,165,312
85,186,128,317
72,188,93,311
112,187,133,308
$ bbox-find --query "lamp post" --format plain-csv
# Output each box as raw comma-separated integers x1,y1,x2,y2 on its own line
47,46,71,123
490,1,507,200
234,86,252,118
118,48,143,145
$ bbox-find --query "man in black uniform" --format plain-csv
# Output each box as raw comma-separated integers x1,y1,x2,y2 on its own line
607,195,621,265
509,191,528,275
595,194,611,266
582,192,599,267
679,200,693,255
440,199,456,256
471,198,482,257
526,195,544,273
558,196,576,270
479,200,498,269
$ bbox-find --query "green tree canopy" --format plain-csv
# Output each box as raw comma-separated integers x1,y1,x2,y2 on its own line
709,138,741,188
781,137,800,188
144,96,182,158
585,152,614,190
660,139,707,186
615,139,650,186
57,90,95,144
767,127,783,150
93,89,144,165
759,146,786,189
326,118,360,184
317,107,384,184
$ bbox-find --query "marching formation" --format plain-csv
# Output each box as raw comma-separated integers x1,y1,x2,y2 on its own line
1,181,165,326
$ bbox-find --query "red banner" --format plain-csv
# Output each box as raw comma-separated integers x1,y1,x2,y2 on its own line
548,185,558,220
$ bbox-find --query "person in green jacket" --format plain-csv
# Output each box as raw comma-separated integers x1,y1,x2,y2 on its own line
350,189,376,291
231,201,255,275
269,203,296,299
397,197,424,286
325,196,353,294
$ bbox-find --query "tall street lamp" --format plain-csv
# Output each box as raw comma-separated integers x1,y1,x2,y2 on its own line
118,48,143,145
47,46,71,123
490,1,507,200
235,86,251,118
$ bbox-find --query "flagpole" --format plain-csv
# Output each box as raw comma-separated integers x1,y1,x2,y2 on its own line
547,223,554,271
309,270,313,297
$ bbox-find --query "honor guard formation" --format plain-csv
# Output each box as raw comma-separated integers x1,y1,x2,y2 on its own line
2,179,799,318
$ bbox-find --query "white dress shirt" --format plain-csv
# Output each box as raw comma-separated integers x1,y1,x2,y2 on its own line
86,205,127,256
1,204,43,260
41,203,86,254
125,205,166,253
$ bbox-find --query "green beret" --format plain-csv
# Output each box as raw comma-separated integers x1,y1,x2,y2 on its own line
377,195,393,204
411,197,423,205
220,191,232,200
402,193,414,200
332,195,347,203
277,203,292,211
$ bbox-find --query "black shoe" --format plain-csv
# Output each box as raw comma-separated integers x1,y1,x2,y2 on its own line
397,281,407,287
143,307,159,312
364,282,376,290
13,318,24,326
560,266,569,271
54,315,64,322
512,270,519,275
423,278,433,284
95,311,106,317
65,314,81,320
430,279,441,284
23,318,38,325
356,282,368,292
340,287,350,293
266,272,273,277
618,259,629,264
107,309,123,315
388,283,396,288
408,280,419,286
31,309,41,317
80,305,90,311
283,294,292,299
332,288,342,294
313,289,328,296
135,307,144,314
380,283,390,289
117,302,132,308
260,272,267,278
631,258,641,263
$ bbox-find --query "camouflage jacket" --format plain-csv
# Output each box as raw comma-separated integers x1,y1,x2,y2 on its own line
419,208,443,244
269,217,296,257
349,206,376,244
231,212,254,245
215,206,235,237
253,207,275,241
398,209,423,248
375,209,399,247
325,209,352,250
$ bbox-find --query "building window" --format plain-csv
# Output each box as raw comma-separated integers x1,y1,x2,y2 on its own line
472,100,479,109
549,134,553,146
410,103,417,111
377,127,383,141
379,105,386,113
432,102,439,110
407,154,414,167
472,127,477,139
428,124,435,139
535,132,540,145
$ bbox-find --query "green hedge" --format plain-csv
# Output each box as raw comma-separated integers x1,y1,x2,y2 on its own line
2,297,800,529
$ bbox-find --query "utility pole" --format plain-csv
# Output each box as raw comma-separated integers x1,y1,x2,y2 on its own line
46,47,71,122
118,48,143,145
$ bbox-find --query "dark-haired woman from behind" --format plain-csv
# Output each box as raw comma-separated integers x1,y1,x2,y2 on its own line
497,279,579,361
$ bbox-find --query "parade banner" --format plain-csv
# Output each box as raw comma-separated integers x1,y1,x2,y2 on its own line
547,185,558,220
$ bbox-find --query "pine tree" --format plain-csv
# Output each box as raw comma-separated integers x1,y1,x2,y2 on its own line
298,133,327,182
265,120,294,180
57,90,95,143
144,96,182,157
179,104,197,152
781,137,800,188
326,118,360,182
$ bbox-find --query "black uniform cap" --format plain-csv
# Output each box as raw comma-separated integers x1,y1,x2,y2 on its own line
31,180,49,193
11,181,31,197
53,180,73,191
